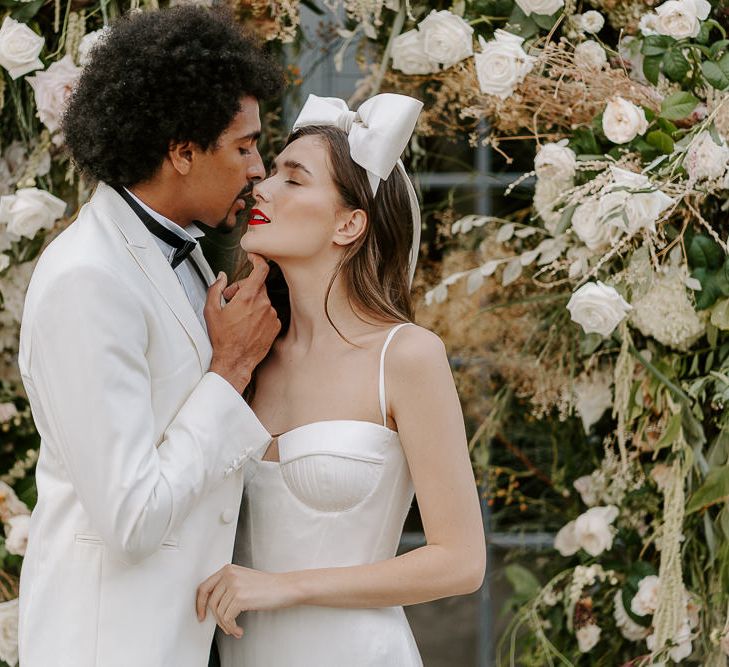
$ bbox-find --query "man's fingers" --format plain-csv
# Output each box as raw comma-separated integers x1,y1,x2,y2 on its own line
223,281,242,302
216,589,236,635
207,582,227,632
196,572,222,621
244,253,269,291
205,272,228,315
222,595,244,639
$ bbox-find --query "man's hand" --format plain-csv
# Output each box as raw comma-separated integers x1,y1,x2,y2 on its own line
205,253,280,394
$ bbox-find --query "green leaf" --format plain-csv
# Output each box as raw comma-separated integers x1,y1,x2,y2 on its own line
660,91,700,120
570,127,601,156
505,564,541,599
687,466,729,513
643,55,662,86
696,21,712,44
555,203,576,235
532,12,558,30
10,0,43,22
646,130,675,154
507,4,539,39
702,61,729,90
657,117,679,135
642,34,675,57
654,413,682,453
688,234,724,270
710,39,729,58
662,48,690,82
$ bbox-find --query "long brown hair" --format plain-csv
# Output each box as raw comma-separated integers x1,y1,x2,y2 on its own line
270,124,416,338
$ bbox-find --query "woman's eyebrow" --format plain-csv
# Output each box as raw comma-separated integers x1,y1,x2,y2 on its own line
282,159,312,176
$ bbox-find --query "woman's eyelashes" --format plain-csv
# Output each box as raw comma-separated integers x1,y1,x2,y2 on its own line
285,179,301,186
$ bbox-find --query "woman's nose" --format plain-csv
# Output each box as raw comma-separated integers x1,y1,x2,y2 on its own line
252,180,270,203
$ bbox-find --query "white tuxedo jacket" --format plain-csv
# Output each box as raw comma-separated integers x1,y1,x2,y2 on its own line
17,183,270,667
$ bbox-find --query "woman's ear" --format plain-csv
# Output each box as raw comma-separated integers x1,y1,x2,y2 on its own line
168,140,195,175
333,209,367,247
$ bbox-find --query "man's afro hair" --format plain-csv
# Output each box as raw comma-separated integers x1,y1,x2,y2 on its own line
62,6,284,186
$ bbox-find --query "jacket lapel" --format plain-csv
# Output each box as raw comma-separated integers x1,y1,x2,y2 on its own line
92,183,211,373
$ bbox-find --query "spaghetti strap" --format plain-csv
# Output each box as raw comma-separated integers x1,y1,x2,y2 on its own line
378,323,413,426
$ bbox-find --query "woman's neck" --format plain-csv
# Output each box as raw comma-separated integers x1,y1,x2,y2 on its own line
278,260,372,350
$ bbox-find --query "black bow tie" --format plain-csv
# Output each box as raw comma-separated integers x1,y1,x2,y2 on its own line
114,186,207,283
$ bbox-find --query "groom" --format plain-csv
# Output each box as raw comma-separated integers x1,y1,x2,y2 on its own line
17,7,282,667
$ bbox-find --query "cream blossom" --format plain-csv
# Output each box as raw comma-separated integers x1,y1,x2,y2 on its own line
579,10,605,33
4,513,29,556
639,13,660,36
574,40,607,69
576,623,601,652
613,590,651,641
534,140,576,181
573,372,613,432
631,575,660,616
567,281,632,337
27,55,82,137
0,187,66,239
0,598,18,667
573,474,599,506
514,0,564,16
555,505,619,556
685,131,729,181
650,463,673,492
0,481,29,524
0,254,8,274
654,0,711,39
533,177,564,233
418,10,473,69
391,30,438,75
603,97,649,144
0,16,44,80
474,31,535,99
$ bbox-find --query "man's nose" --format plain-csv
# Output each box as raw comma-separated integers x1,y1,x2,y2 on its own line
247,154,266,183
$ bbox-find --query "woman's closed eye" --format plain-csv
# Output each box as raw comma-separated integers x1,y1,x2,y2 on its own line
285,179,301,186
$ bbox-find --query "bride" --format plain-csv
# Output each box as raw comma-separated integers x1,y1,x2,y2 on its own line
196,93,486,666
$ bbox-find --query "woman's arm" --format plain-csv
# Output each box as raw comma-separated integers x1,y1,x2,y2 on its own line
196,325,486,637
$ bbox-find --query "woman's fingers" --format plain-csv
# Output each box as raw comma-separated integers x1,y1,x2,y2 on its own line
222,593,245,639
196,571,222,621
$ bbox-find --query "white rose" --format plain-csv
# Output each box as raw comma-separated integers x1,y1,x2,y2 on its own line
573,474,599,506
603,97,649,144
573,505,618,556
639,13,660,36
533,177,564,233
0,187,66,239
554,519,579,556
515,0,564,16
77,27,109,67
574,40,607,70
391,30,438,75
574,372,613,432
603,167,674,234
4,514,29,556
0,598,18,667
685,131,729,181
418,10,473,69
567,281,632,337
0,16,44,80
579,11,605,33
27,54,82,136
655,0,710,39
475,30,535,99
622,190,674,234
576,623,601,652
572,199,621,250
535,140,576,181
631,575,660,616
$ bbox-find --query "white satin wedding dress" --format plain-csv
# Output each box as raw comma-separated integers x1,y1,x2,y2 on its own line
217,323,423,666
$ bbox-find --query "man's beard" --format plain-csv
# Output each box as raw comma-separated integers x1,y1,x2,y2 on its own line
213,183,255,233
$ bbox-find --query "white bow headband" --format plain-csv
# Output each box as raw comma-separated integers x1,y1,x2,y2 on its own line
292,93,423,286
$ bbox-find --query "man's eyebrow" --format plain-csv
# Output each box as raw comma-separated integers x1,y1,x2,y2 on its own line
237,131,261,142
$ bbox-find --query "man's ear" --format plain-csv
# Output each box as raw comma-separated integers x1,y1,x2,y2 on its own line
168,140,196,176
333,209,367,247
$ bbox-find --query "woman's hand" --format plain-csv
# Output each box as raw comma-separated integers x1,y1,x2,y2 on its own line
196,565,298,638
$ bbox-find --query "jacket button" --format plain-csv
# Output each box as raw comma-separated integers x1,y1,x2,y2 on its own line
221,508,237,524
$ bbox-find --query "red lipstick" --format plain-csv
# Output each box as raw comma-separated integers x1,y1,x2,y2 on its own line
248,208,271,226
